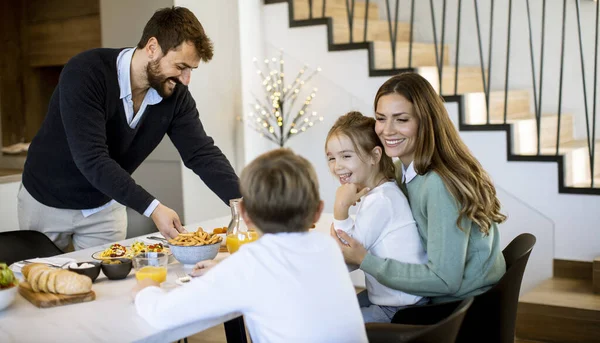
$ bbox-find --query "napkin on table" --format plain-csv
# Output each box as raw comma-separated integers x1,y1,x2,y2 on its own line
9,257,76,275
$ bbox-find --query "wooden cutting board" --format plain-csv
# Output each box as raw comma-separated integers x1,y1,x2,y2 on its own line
18,281,95,308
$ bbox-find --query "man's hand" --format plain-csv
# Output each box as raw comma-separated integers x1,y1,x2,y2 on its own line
150,203,187,239
333,184,370,220
190,259,218,277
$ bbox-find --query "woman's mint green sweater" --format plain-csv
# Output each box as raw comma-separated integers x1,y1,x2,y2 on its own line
360,171,506,303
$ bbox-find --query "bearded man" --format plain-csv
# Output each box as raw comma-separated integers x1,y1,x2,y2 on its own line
18,7,241,250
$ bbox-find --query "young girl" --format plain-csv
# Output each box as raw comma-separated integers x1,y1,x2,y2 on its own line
325,111,427,323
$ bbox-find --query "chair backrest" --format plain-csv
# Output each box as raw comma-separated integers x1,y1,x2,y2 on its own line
0,230,64,266
455,233,536,343
366,298,474,343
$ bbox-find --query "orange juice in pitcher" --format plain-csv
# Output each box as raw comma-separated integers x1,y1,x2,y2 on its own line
226,231,259,254
226,198,260,254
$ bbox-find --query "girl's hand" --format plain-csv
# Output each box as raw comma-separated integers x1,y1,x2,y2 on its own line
330,224,368,266
334,184,370,220
190,259,218,277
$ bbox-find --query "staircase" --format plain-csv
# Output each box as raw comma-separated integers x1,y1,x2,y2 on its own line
516,259,600,343
263,0,600,342
267,0,600,194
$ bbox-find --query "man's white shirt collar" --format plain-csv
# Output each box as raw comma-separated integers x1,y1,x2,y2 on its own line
116,48,162,122
117,48,162,103
401,161,417,184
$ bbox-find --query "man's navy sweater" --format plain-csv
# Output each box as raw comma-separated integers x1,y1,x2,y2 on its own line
23,48,240,214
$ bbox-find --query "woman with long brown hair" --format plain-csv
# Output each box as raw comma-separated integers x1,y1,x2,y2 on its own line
332,73,506,303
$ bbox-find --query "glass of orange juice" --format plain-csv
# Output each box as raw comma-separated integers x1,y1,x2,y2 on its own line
133,252,168,284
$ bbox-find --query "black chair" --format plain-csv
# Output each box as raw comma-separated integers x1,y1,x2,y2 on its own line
392,233,536,343
0,230,64,265
367,298,473,343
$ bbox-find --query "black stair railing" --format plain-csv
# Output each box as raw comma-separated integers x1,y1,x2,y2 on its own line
296,0,597,188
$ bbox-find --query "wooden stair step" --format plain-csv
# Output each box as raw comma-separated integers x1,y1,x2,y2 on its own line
572,175,600,188
464,89,531,124
373,41,449,69
294,0,379,21
333,19,411,44
512,114,575,155
516,277,600,343
536,139,600,187
416,66,485,94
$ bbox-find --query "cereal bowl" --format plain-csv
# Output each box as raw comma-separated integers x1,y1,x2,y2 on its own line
101,258,132,280
169,243,220,266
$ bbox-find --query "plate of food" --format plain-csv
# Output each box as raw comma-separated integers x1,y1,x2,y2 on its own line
91,242,170,260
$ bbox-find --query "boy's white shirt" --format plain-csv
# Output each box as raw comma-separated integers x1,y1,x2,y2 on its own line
334,181,427,307
135,231,368,343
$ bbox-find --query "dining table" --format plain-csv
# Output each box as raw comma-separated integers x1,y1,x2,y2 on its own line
0,213,358,343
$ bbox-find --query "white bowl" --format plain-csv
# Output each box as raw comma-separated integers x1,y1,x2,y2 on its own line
169,243,220,266
0,285,18,311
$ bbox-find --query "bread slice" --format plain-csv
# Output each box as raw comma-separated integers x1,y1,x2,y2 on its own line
54,270,92,295
47,269,58,293
38,269,52,293
28,266,50,292
22,263,46,279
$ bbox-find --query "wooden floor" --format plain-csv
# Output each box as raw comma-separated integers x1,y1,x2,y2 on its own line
516,277,600,343
519,277,600,311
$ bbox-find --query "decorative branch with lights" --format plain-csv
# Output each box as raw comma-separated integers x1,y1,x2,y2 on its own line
241,50,324,147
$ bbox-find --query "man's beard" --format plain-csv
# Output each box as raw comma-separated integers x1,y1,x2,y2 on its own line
147,59,181,98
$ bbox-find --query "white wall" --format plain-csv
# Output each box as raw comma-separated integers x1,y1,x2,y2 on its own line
175,0,244,225
238,0,273,165
261,1,600,265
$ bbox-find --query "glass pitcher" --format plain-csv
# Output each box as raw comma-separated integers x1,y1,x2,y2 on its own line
226,198,260,253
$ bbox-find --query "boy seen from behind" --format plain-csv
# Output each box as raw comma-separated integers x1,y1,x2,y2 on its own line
133,149,367,343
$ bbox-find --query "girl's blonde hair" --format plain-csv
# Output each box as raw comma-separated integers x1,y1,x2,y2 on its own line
374,73,506,234
326,111,396,180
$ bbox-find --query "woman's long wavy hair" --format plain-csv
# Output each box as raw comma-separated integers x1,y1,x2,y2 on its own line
374,73,506,234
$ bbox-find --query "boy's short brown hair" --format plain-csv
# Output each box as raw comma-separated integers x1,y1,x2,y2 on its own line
137,6,213,62
240,149,321,234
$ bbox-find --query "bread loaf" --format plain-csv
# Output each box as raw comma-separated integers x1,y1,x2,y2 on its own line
22,264,92,295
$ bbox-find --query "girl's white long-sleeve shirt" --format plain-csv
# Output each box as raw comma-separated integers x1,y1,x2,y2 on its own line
334,181,427,306
135,231,368,343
